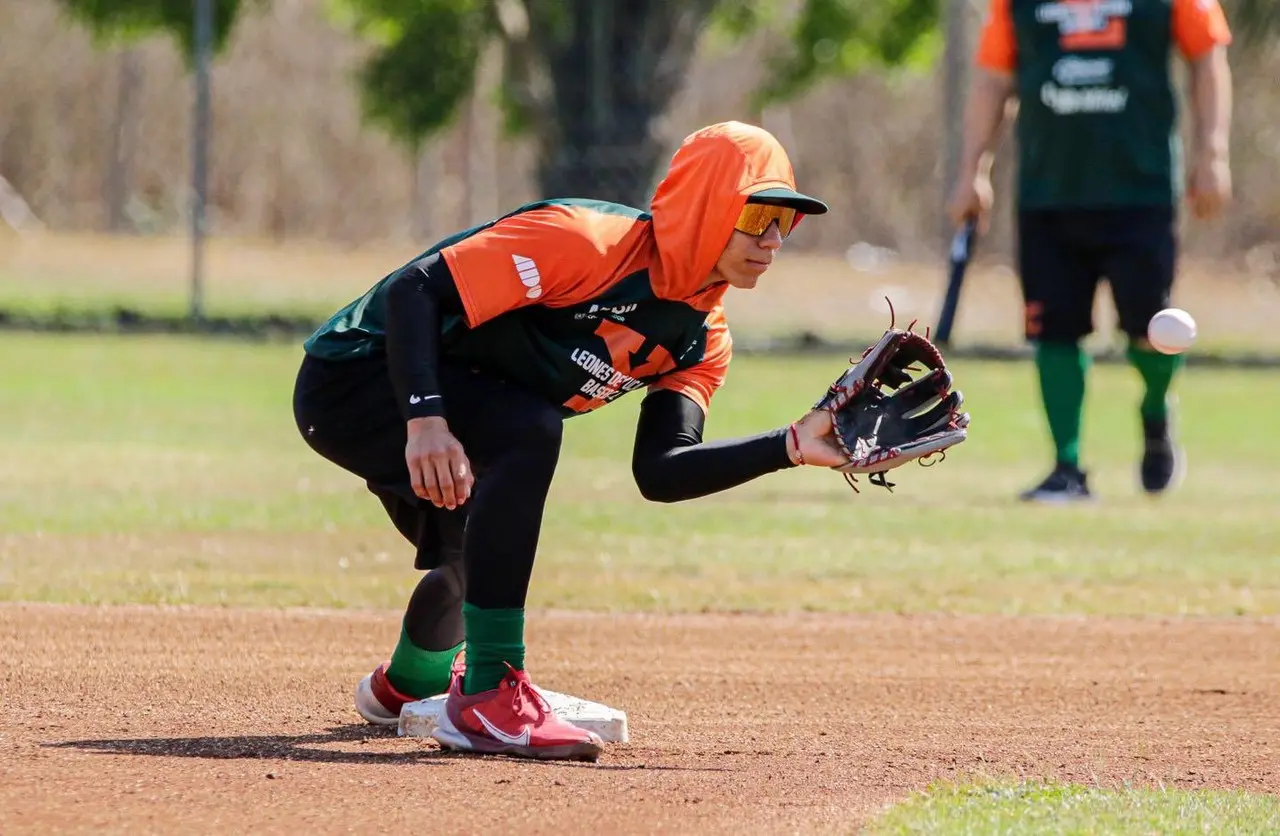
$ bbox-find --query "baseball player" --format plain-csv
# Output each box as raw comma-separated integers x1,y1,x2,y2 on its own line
293,122,843,761
947,0,1233,501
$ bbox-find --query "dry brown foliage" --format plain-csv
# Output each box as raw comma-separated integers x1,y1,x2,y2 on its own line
0,0,1277,269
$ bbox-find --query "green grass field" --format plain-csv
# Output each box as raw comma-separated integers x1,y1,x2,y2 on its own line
869,779,1280,835
2,331,1278,615
3,330,1278,834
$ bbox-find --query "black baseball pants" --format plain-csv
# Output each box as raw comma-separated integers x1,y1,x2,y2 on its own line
292,353,563,650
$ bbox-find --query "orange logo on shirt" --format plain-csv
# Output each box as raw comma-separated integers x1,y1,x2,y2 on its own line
564,320,678,413
1024,301,1045,338
1040,0,1129,51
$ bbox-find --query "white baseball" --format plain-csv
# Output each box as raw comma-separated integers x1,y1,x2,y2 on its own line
1147,308,1197,355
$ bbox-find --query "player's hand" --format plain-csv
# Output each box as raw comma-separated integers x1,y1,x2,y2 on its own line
1188,152,1232,221
946,172,994,234
786,409,847,469
405,417,474,510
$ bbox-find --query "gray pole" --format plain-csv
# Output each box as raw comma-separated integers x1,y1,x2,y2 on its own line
191,0,214,321
941,0,974,251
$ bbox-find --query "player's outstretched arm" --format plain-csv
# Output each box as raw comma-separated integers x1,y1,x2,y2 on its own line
629,390,842,503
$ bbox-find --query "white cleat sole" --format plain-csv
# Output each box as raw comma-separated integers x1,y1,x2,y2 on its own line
429,711,603,761
1020,491,1096,504
354,672,401,727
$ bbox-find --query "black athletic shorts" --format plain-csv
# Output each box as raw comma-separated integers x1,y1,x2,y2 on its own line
1017,206,1177,343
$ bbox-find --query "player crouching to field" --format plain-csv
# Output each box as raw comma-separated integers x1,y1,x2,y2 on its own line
293,122,955,762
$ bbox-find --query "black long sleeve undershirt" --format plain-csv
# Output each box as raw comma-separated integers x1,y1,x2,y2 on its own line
384,254,797,500
631,389,797,503
384,252,464,421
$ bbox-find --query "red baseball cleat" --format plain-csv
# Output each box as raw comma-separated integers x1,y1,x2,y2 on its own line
355,653,468,726
354,661,415,726
430,663,603,761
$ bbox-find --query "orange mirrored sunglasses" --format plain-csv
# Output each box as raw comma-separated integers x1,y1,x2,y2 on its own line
735,202,801,238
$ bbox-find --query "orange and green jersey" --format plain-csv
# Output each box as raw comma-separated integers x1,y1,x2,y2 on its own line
976,0,1231,209
304,121,806,417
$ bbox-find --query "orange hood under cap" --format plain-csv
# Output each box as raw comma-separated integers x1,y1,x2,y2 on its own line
649,121,817,302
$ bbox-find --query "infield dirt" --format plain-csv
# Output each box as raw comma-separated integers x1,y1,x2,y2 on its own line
2,604,1276,834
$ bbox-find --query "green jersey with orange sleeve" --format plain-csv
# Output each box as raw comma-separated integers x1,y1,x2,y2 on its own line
976,0,1231,209
439,198,732,416
304,121,811,420
302,199,731,418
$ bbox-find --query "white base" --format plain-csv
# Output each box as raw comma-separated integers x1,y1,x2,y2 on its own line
398,690,629,744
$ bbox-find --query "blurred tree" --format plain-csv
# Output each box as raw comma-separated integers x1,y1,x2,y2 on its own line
330,0,941,207
54,0,252,64
54,0,1278,215
717,0,939,107
55,1,256,234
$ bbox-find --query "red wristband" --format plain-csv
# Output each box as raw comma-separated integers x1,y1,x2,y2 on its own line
789,423,805,466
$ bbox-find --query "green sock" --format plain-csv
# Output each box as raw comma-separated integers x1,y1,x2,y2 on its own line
462,603,525,695
384,625,462,699
1127,342,1183,422
1035,340,1090,469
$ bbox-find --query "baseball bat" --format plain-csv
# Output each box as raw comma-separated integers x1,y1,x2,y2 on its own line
933,216,977,346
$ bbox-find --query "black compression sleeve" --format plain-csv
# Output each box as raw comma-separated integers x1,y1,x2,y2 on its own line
631,389,797,503
384,252,465,421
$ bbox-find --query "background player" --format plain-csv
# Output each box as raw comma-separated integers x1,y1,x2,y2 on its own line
947,0,1234,501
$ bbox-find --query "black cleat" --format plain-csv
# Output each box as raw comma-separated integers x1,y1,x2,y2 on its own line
1019,462,1094,503
1140,415,1184,495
